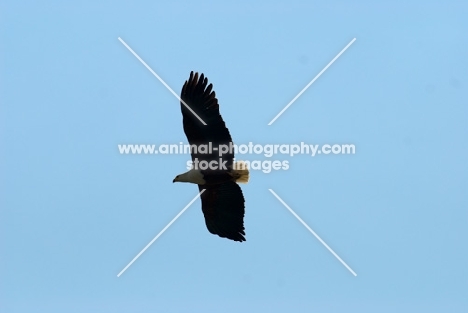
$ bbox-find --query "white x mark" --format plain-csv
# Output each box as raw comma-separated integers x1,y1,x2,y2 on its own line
116,36,357,277
268,38,356,125
117,190,205,277
269,189,357,276
118,37,207,125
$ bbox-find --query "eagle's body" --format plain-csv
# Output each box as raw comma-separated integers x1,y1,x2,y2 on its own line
173,72,249,242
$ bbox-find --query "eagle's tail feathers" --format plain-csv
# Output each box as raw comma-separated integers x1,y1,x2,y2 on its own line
232,161,249,184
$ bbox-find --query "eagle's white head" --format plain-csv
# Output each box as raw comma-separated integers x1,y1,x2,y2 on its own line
173,169,206,185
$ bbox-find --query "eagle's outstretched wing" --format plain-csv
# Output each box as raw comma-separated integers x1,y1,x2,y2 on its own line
199,181,246,242
180,71,234,169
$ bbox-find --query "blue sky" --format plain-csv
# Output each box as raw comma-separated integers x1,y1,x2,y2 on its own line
1,0,467,312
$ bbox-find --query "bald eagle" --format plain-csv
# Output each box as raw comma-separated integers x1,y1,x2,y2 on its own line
173,71,249,242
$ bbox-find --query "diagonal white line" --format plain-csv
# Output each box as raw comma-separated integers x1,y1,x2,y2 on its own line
268,189,357,276
268,38,356,125
118,37,207,125
117,189,205,277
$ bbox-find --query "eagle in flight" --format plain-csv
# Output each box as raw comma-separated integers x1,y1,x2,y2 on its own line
173,72,249,242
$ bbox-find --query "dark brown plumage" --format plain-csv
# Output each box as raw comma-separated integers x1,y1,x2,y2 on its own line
174,71,248,242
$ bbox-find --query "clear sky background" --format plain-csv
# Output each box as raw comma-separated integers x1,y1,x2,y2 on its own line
1,1,467,312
